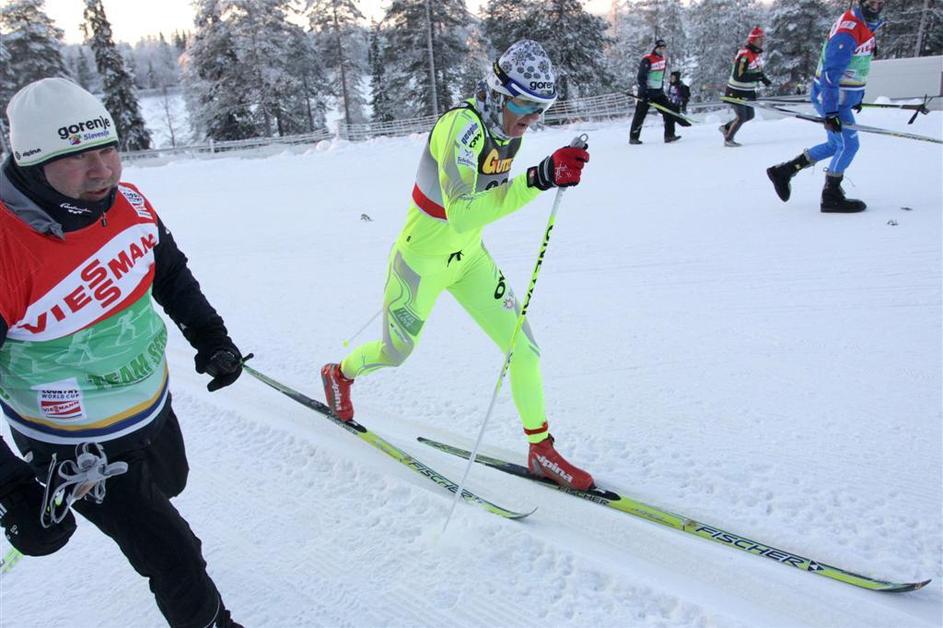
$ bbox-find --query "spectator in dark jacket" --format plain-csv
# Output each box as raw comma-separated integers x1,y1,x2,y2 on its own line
629,39,690,144
667,70,690,115
720,26,773,146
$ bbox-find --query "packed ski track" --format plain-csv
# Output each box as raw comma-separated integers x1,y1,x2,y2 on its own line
1,108,941,627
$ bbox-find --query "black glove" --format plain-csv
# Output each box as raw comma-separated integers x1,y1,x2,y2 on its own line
761,76,772,87
195,342,243,392
852,101,863,113
527,145,590,191
823,113,842,133
0,478,76,556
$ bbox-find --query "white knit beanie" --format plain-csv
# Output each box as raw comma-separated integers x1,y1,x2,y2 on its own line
6,78,119,167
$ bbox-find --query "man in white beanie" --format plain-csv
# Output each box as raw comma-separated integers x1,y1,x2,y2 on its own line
0,78,243,628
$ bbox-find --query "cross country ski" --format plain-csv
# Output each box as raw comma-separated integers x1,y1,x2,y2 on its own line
418,437,932,593
242,361,534,520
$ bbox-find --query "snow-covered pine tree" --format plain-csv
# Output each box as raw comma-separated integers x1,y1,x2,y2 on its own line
368,22,396,122
483,0,612,99
72,46,100,91
307,0,368,125
285,28,329,133
687,0,766,101
431,0,472,113
875,0,942,58
0,0,69,114
914,0,943,56
184,0,257,141
606,3,651,92
455,17,491,96
171,30,188,53
130,35,181,90
380,0,469,117
821,0,940,58
765,0,831,94
635,0,689,74
82,0,151,150
224,0,319,136
481,1,534,53
534,0,613,99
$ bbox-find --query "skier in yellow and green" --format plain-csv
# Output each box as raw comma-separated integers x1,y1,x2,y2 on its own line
321,40,594,490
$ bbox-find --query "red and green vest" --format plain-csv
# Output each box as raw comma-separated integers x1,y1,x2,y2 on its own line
643,53,667,90
815,10,876,89
0,183,169,445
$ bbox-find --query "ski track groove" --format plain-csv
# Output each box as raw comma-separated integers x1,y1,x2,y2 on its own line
172,372,750,628
173,371,548,628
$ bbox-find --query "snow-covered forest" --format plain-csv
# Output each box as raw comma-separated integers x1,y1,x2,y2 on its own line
2,0,942,148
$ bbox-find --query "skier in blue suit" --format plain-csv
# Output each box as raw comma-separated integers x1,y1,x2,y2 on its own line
767,0,886,213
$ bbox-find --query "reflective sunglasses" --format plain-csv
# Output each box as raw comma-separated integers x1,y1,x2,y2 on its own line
506,97,552,116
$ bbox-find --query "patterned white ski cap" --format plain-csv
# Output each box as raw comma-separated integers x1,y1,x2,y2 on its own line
487,39,557,104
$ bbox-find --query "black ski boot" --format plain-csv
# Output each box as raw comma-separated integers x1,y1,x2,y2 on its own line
766,153,811,202
820,174,866,213
213,600,244,628
215,609,244,628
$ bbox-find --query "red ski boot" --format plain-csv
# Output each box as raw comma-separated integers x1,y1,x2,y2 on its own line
321,363,354,421
528,435,594,491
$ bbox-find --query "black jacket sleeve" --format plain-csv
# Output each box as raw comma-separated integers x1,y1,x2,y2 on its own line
151,217,232,354
732,53,768,84
0,437,35,496
637,57,651,91
0,317,36,493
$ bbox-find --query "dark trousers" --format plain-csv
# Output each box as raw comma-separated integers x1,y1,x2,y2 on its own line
62,405,222,627
723,87,756,140
630,92,677,140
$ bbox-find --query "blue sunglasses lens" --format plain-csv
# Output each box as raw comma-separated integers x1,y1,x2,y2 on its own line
506,98,546,116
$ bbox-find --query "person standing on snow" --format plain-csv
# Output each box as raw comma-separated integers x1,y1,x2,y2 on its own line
720,26,772,147
320,40,595,491
0,78,244,627
629,39,689,144
767,0,885,212
666,71,690,116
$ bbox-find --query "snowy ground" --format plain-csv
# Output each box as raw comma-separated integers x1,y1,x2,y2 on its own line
1,107,941,627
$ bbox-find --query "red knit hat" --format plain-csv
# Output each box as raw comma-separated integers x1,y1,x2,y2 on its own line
747,27,764,44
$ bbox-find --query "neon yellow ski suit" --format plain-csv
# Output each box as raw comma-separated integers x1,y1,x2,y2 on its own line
340,101,552,441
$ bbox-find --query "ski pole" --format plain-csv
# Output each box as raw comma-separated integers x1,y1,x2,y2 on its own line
442,133,589,533
627,93,695,125
722,96,943,144
342,308,382,348
760,95,935,124
1,547,23,576
343,244,396,347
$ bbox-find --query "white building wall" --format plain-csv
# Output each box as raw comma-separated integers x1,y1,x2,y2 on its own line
866,55,943,109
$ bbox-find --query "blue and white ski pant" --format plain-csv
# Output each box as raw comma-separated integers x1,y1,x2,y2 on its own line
807,82,864,175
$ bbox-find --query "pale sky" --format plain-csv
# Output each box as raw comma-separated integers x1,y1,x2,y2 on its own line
43,0,614,45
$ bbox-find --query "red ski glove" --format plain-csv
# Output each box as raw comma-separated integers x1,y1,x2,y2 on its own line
527,146,590,191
